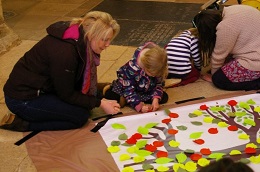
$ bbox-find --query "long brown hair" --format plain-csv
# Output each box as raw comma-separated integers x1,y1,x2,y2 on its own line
193,10,222,67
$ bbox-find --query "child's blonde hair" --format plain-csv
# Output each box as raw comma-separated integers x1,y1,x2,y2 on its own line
141,43,168,80
71,11,120,43
173,28,199,38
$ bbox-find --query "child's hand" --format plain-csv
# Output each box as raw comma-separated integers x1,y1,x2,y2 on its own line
140,99,160,113
141,104,153,113
151,98,160,111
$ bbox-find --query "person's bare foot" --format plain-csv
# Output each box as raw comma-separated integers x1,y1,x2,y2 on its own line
201,73,212,82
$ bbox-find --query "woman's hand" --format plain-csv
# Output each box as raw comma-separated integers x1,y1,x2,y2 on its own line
100,98,120,114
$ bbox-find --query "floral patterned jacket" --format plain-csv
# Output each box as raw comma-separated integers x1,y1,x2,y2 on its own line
111,42,164,111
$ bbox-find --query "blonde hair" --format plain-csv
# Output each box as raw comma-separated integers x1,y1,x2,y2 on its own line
141,44,168,80
70,11,120,43
173,28,199,38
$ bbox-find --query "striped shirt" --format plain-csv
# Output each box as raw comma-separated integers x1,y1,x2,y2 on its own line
166,30,201,78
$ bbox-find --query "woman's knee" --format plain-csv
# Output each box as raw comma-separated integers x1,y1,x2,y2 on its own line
212,69,231,90
72,111,90,128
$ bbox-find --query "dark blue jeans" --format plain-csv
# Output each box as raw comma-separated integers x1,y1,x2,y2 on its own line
5,94,90,131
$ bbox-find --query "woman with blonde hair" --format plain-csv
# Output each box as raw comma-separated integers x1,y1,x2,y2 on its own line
104,42,168,113
1,11,120,131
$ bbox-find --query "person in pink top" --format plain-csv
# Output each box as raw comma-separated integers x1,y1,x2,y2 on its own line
193,5,260,91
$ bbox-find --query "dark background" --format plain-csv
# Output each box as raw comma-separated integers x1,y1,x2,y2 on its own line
92,0,202,47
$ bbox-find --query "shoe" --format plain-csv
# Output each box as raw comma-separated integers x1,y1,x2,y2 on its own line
97,82,111,94
163,78,182,88
102,84,111,96
0,113,15,125
103,84,126,107
0,113,29,132
119,96,126,108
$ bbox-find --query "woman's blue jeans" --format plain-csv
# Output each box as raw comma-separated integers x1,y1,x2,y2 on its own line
4,94,90,131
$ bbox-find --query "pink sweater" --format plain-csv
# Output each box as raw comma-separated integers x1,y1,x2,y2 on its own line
211,5,260,74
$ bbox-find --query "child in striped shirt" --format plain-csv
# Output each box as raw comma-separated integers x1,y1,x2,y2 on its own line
165,28,201,87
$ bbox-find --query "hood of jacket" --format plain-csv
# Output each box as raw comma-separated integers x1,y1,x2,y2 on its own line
46,21,71,39
46,21,85,47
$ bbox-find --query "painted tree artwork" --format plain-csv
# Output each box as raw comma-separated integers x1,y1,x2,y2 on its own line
99,93,260,172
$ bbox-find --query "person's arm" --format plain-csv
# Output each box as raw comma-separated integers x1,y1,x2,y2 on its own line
211,22,239,74
191,37,201,71
149,78,164,111
117,66,143,112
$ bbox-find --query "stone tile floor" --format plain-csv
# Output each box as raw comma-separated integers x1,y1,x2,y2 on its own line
0,0,238,171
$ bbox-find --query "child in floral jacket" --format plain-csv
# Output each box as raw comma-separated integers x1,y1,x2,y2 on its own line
104,42,168,113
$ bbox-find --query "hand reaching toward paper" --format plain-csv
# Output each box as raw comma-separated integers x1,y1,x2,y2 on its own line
100,99,120,114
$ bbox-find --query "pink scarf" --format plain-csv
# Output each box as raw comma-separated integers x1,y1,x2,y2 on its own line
81,50,100,96
63,24,100,96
